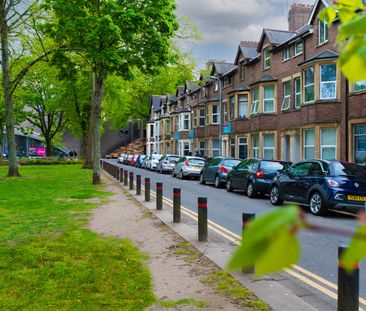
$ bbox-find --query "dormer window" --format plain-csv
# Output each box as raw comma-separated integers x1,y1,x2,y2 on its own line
295,41,303,55
318,20,328,45
223,75,232,87
264,48,270,69
283,47,290,61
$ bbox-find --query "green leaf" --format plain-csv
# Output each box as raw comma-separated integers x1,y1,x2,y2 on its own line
339,14,366,39
319,7,337,25
256,229,300,275
338,8,358,24
227,205,300,272
336,0,364,10
341,225,366,272
338,38,366,82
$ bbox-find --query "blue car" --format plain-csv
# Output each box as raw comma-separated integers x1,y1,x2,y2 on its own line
269,159,366,216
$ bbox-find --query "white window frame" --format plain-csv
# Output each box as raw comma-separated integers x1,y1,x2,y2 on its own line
214,81,219,92
252,134,259,158
283,47,290,61
230,96,235,120
281,81,291,111
320,128,337,160
320,64,337,100
294,41,303,56
212,104,219,124
199,140,205,156
263,85,275,113
238,137,248,159
318,19,328,45
303,128,315,159
262,134,275,160
238,94,248,119
250,87,259,115
230,137,236,158
354,81,366,92
179,113,190,131
264,48,270,69
212,139,221,157
304,67,315,103
199,108,205,127
294,77,301,109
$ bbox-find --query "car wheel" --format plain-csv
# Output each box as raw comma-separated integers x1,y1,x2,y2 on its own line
309,192,328,216
246,182,256,198
214,175,221,188
179,170,184,180
269,185,283,205
226,178,233,192
172,170,176,177
200,173,206,185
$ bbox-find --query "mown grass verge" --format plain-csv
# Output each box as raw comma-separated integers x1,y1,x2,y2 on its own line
0,165,155,310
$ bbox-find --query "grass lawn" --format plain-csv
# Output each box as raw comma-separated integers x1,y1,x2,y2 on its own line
0,165,155,310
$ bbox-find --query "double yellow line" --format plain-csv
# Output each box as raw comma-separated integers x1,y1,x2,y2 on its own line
140,185,366,310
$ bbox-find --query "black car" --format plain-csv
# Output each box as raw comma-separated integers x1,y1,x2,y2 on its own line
226,158,291,198
200,157,241,188
269,160,366,216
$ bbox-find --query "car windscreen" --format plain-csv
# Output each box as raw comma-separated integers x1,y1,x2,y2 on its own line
260,161,290,171
188,158,205,165
330,162,366,178
223,159,241,167
166,156,179,162
152,155,162,160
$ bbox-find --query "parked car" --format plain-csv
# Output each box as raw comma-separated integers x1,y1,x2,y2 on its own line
172,156,206,179
147,154,162,170
200,157,241,188
226,158,291,198
269,159,366,216
141,156,150,169
117,153,127,163
131,154,139,166
124,154,133,165
156,154,180,173
136,155,147,168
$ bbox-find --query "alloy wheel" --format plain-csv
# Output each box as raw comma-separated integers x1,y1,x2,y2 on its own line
226,179,233,192
214,175,220,188
310,193,322,214
200,174,205,184
247,182,254,197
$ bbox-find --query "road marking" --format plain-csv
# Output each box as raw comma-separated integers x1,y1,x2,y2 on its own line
136,180,366,308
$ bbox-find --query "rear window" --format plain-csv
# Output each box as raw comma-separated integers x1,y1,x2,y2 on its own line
167,156,179,162
331,162,366,178
152,155,162,160
260,161,290,171
223,159,241,167
188,158,205,165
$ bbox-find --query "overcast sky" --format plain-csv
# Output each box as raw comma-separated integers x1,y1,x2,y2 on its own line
176,0,315,70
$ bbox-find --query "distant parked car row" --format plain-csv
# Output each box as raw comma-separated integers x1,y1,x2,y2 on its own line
116,153,366,216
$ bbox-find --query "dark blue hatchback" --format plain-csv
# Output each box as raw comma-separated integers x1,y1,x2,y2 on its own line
269,160,366,216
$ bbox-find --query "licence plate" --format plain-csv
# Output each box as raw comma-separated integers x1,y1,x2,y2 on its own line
347,195,366,202
192,166,201,170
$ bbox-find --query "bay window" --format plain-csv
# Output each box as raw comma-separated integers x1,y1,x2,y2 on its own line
230,96,235,120
262,134,275,159
354,124,366,164
281,81,291,110
303,128,314,159
294,77,301,109
212,104,219,124
178,113,190,131
320,128,337,160
304,67,314,103
212,139,221,157
250,87,259,114
199,108,205,127
320,64,337,99
263,85,275,113
252,134,259,158
354,81,366,92
238,94,248,119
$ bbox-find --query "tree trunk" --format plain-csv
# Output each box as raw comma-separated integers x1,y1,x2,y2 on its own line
0,5,19,176
0,118,4,160
45,138,53,158
83,122,93,169
90,67,105,184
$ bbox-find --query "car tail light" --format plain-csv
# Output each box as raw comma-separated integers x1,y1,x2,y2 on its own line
256,170,265,179
219,166,228,174
185,160,190,166
327,179,340,188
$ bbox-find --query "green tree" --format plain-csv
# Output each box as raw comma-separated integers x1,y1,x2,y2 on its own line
17,63,67,156
44,0,179,184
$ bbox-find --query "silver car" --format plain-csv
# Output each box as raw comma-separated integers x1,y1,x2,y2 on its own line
147,154,162,170
156,154,180,173
172,156,206,179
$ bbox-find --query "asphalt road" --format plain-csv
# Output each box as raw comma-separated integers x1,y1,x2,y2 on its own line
105,159,365,306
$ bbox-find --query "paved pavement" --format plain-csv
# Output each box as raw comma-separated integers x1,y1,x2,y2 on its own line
104,159,365,310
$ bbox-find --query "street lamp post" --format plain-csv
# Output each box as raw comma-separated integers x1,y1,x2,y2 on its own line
209,76,222,156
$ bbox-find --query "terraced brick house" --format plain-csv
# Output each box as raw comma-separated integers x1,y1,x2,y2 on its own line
146,0,366,165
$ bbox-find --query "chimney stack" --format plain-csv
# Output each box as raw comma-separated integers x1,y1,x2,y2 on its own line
288,3,313,32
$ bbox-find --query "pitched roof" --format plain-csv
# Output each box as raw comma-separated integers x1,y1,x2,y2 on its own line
308,0,332,25
151,95,162,113
298,49,339,66
211,62,236,76
258,29,296,51
185,80,200,93
250,74,278,86
227,85,250,94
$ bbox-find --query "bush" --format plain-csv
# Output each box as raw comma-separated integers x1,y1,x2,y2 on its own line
17,158,84,166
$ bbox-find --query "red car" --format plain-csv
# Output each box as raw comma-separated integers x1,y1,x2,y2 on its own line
131,154,140,166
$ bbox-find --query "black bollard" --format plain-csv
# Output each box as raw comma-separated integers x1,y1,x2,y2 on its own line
338,245,359,311
156,182,163,210
136,175,141,195
124,170,128,186
173,188,181,223
145,178,150,202
129,172,134,190
119,168,123,183
198,197,208,241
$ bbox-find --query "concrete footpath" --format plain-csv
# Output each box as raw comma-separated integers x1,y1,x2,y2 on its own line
97,171,328,311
